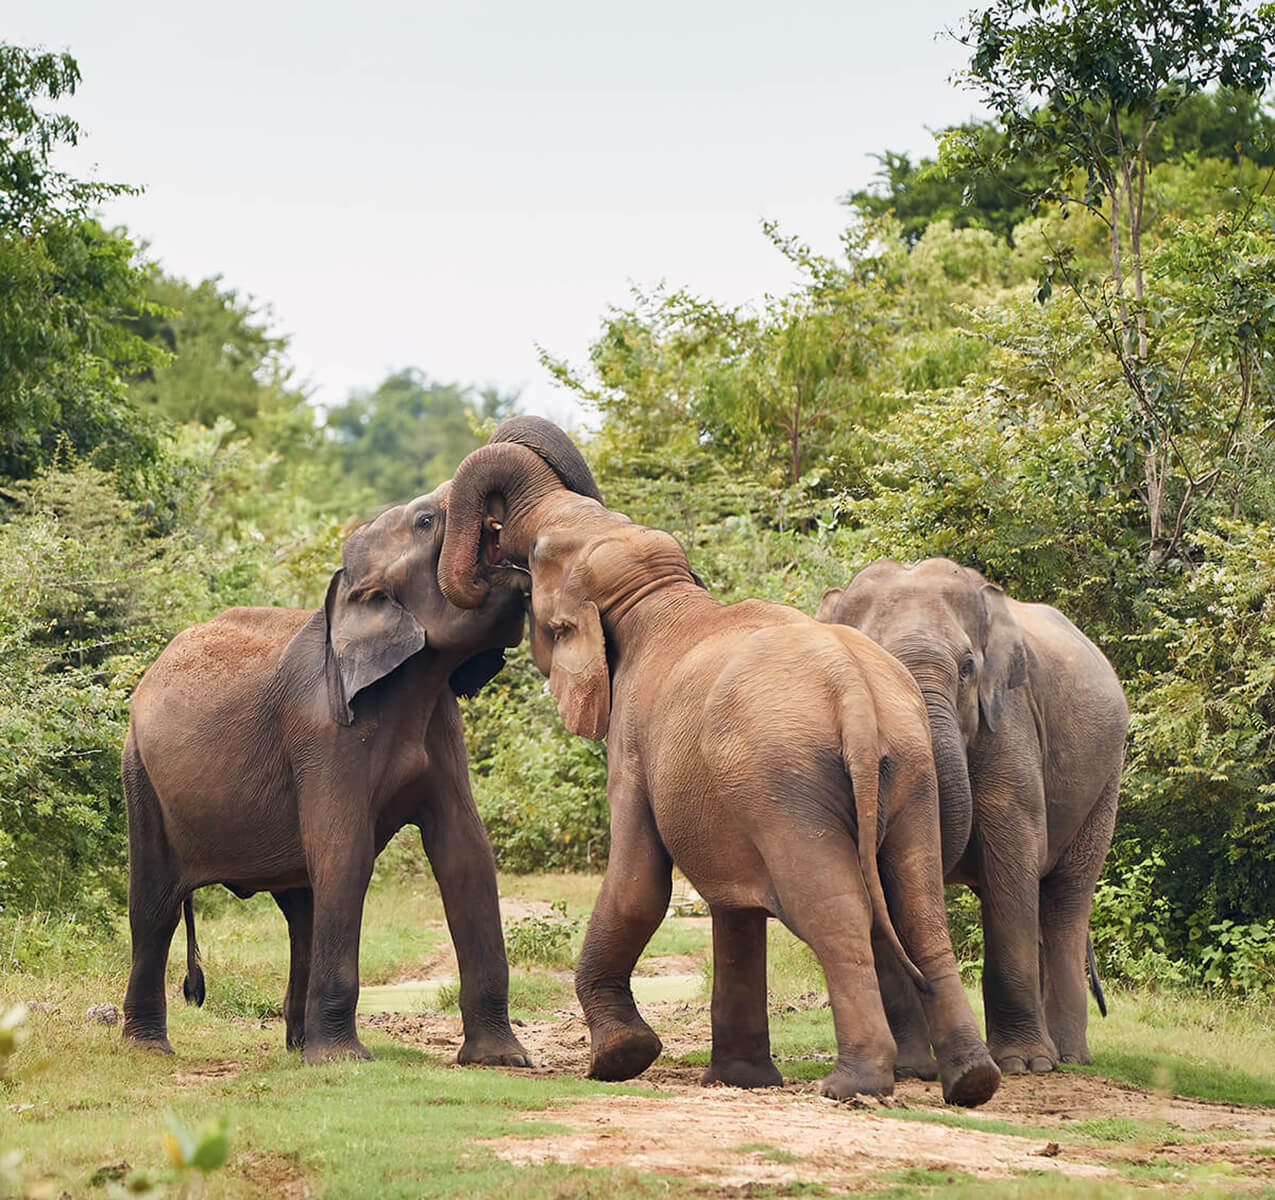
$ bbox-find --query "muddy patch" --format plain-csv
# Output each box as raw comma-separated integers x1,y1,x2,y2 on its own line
367,1003,1275,1188
487,1090,1112,1187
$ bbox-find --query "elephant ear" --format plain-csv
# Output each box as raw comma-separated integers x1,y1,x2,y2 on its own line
816,586,844,623
546,597,610,740
978,583,1028,734
324,569,427,725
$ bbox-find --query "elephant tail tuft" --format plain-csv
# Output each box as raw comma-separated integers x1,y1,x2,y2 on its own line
182,894,205,1007
837,677,929,995
1086,933,1107,1018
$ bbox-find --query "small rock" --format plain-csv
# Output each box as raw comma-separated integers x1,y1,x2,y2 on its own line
25,1001,54,1014
85,1003,121,1026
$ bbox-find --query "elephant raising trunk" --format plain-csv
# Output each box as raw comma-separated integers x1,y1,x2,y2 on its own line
438,429,1001,1107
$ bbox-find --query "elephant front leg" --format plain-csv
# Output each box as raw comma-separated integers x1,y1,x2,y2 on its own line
419,798,530,1068
273,888,313,1051
702,907,781,1088
980,865,1058,1074
300,840,374,1064
575,791,672,1081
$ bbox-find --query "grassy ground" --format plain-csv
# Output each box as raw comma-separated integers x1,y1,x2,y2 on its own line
2,859,1273,1198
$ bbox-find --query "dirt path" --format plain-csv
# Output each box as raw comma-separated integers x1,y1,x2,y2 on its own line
362,1001,1275,1191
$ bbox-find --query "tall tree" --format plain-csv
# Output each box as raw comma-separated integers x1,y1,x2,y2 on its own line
0,44,160,481
944,0,1275,561
325,368,516,502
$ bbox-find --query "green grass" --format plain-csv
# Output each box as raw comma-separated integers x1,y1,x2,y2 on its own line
1065,988,1275,1107
731,1142,801,1163
6,870,1275,1198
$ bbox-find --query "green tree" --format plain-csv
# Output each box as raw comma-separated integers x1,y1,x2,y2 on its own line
324,368,516,502
846,89,1275,246
124,270,309,435
944,0,1275,561
0,44,161,481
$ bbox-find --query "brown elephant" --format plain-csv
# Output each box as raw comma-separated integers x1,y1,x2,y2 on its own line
818,559,1128,1076
436,426,1001,1106
122,418,600,1063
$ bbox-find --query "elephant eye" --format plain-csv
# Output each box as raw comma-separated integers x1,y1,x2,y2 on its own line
959,655,976,681
414,511,434,531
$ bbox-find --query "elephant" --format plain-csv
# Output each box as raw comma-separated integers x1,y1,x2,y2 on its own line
818,559,1128,1076
122,416,600,1064
436,424,1002,1106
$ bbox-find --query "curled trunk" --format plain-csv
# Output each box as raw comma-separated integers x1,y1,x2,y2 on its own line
439,441,565,608
488,416,603,503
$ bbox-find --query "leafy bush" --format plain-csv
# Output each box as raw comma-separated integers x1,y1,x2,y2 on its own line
502,900,580,967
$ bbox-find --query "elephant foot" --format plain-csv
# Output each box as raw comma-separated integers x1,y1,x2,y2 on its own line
818,1061,895,1101
301,1038,372,1065
894,1054,939,1082
996,1053,1055,1075
587,1021,662,1082
285,1030,304,1052
939,1053,1001,1107
123,1031,175,1055
1058,1050,1091,1066
701,1057,783,1089
458,1032,534,1068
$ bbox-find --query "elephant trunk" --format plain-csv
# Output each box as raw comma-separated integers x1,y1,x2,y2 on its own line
925,694,974,876
439,441,566,608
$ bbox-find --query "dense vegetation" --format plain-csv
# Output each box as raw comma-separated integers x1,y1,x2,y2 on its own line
3,0,1275,1000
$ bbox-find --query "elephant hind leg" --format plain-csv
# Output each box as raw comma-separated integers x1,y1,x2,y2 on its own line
1041,772,1119,1065
122,734,182,1052
702,906,781,1089
273,887,314,1051
765,831,897,1100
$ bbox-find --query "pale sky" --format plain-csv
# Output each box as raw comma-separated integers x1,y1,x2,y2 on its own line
7,1,983,425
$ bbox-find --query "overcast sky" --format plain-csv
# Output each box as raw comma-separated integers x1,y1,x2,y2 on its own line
9,1,984,424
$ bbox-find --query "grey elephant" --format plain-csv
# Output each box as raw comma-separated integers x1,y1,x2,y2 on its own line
818,558,1128,1076
436,426,1001,1106
122,418,600,1063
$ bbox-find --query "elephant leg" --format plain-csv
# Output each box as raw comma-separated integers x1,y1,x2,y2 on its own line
419,776,531,1068
877,760,1000,1106
873,925,937,1081
767,833,898,1100
300,831,374,1064
979,826,1057,1075
575,781,672,1082
121,734,181,1053
1041,772,1119,1065
273,887,313,1051
702,907,781,1088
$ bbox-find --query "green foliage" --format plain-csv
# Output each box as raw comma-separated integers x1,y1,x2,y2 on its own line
0,45,162,482
846,89,1275,246
124,270,312,440
325,367,516,503
461,645,609,872
502,900,580,967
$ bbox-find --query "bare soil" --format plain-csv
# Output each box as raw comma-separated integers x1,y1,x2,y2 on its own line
363,1000,1275,1191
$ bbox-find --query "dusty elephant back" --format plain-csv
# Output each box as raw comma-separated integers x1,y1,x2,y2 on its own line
129,606,315,862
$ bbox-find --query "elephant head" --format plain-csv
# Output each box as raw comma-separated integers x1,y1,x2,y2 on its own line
438,429,698,740
321,481,526,725
818,558,1029,870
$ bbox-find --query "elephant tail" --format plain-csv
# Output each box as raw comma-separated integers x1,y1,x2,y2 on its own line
837,686,929,995
1086,933,1107,1018
182,894,206,1007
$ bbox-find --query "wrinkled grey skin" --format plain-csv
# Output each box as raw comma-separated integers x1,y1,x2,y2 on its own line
819,559,1128,1076
123,484,531,1066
